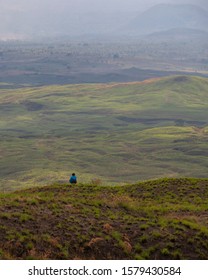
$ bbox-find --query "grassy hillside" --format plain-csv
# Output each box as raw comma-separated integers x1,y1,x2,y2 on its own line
0,75,208,190
0,178,208,260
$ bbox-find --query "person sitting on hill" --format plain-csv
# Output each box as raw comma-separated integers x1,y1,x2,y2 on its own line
69,173,77,184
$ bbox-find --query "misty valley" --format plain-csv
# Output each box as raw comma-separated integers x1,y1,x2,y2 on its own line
0,37,208,86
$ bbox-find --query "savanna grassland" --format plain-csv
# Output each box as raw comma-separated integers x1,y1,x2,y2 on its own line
0,75,208,190
0,178,208,260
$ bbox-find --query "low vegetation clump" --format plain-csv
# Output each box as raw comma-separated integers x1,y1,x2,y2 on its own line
0,178,208,260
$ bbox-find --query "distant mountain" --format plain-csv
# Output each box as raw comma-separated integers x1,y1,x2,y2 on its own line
1,3,208,40
145,28,208,42
122,4,208,36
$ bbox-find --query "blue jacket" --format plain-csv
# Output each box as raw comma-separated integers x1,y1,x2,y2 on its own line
69,175,77,184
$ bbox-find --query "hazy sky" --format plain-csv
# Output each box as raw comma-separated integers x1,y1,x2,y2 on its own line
1,0,207,13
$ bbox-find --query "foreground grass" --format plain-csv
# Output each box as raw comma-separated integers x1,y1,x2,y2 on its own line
0,178,208,260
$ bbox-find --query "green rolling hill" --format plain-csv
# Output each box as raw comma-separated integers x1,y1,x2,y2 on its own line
0,75,208,190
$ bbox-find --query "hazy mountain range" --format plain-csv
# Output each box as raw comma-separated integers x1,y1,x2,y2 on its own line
0,3,208,40
122,4,208,35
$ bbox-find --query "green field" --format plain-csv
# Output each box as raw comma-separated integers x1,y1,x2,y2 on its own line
0,75,208,190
